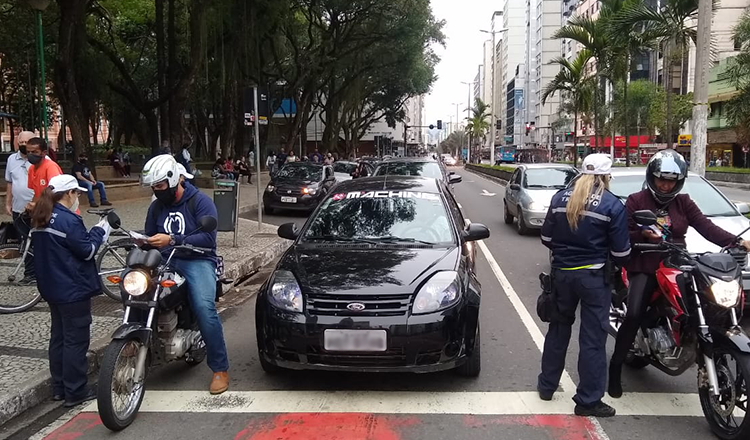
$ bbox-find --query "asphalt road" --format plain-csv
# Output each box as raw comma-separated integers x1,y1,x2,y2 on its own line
12,167,738,440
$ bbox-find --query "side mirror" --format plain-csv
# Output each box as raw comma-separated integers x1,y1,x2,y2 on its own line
449,174,462,184
509,183,521,191
633,210,657,226
198,216,218,232
107,212,121,229
463,223,490,242
278,222,299,240
736,202,750,215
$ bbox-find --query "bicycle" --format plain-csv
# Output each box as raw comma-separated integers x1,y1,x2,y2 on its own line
0,208,135,313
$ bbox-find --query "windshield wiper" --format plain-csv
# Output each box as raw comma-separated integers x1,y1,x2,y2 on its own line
305,235,377,245
367,235,437,245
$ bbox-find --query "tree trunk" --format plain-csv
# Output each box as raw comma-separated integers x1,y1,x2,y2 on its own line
156,0,168,143
54,0,92,159
573,110,578,168
624,66,631,167
167,0,180,148
146,111,160,156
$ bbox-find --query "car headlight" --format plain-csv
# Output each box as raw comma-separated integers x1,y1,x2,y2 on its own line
122,270,150,297
269,270,303,313
412,271,461,315
266,185,275,192
528,201,546,211
709,278,742,308
302,187,317,195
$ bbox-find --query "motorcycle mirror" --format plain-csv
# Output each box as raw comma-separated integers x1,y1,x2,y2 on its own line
107,212,122,229
198,216,218,233
633,210,657,226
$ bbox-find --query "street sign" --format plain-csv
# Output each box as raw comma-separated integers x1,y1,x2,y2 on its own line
677,134,692,146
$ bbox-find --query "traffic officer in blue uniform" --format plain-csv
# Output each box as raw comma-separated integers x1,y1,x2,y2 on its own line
537,154,631,418
29,174,111,407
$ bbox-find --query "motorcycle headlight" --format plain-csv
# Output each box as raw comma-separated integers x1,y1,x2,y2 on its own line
269,270,303,313
412,271,461,315
266,185,275,192
709,278,742,308
528,201,546,212
122,270,150,297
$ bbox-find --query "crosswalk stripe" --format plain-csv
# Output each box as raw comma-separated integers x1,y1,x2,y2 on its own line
80,390,705,417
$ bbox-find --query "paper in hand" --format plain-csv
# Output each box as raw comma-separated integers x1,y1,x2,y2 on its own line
128,231,149,241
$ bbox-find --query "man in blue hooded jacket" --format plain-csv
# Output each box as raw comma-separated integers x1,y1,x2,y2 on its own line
141,154,229,395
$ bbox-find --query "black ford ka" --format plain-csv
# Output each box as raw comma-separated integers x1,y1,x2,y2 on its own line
255,176,490,376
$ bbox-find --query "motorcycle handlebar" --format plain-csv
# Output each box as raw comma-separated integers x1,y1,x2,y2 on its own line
633,242,667,252
171,244,213,254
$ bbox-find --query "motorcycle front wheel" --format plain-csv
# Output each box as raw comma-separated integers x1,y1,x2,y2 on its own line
97,339,147,431
699,347,750,440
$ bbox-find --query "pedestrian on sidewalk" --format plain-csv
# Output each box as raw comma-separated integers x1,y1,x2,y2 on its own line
5,131,36,285
266,151,277,175
235,155,252,184
537,154,630,418
30,174,111,408
72,153,112,207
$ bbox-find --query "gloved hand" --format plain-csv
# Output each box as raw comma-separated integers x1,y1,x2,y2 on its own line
94,218,112,242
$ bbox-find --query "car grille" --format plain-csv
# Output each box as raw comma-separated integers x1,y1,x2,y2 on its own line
275,185,303,196
307,347,407,367
307,293,412,317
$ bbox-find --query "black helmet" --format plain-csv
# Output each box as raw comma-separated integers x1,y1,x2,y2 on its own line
646,149,687,205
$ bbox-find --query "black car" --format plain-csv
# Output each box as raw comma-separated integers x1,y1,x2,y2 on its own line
256,176,490,376
373,157,462,188
263,162,336,215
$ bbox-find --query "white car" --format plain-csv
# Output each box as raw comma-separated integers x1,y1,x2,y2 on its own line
608,169,750,292
441,154,457,166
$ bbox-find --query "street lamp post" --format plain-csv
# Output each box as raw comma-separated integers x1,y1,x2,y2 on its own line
461,81,477,163
480,28,508,167
27,0,50,142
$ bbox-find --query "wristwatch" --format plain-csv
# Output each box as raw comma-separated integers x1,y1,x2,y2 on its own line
169,234,176,246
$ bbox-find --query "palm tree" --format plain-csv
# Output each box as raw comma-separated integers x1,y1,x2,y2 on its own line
615,0,715,148
465,98,491,162
542,50,594,167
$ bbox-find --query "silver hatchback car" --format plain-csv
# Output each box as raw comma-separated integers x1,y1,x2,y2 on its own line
503,164,580,235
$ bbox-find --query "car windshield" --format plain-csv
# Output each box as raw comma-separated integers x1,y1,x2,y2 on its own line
303,191,454,245
276,164,322,181
524,168,578,189
374,162,443,179
609,175,739,217
333,162,357,174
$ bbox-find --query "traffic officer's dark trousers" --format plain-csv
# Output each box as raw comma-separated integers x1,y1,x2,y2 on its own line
48,299,92,401
538,269,610,407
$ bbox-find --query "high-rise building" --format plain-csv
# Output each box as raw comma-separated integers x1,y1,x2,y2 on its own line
474,67,483,101
492,11,505,147
501,0,527,145
482,40,494,107
534,0,562,149
524,0,538,148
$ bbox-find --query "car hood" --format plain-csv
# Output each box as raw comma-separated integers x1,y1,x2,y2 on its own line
280,246,460,295
686,215,750,254
524,189,559,207
272,177,318,186
334,172,352,182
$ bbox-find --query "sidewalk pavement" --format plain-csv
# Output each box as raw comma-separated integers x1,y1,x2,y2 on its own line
0,172,287,427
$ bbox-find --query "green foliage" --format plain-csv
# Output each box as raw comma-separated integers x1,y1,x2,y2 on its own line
727,11,750,149
474,163,516,173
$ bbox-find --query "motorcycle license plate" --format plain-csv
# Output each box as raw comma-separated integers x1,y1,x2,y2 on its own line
324,330,387,352
281,197,297,203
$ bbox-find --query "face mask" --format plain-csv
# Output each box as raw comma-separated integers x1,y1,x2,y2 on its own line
19,145,27,155
27,153,42,165
79,159,87,165
153,186,178,205
70,195,80,213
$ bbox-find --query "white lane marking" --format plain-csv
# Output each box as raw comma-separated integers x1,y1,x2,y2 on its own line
78,390,703,417
474,237,577,393
481,189,496,197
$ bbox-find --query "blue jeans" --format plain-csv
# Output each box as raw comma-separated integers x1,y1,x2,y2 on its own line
171,258,229,372
77,180,108,204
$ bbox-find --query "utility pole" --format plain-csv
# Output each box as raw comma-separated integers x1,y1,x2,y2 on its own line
403,123,409,157
690,0,712,176
481,27,507,168
462,81,476,163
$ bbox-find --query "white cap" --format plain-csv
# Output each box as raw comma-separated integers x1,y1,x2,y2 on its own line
176,163,194,180
581,154,612,175
49,174,88,193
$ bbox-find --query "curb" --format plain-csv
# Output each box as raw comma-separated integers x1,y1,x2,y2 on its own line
0,228,289,428
464,166,509,187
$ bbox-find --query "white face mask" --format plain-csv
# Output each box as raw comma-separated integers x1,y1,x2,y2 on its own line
70,194,80,213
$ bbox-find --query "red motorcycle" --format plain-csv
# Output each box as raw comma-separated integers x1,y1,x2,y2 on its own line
609,210,750,440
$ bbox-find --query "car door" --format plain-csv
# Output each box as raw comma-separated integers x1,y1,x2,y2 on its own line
506,168,522,215
442,186,476,267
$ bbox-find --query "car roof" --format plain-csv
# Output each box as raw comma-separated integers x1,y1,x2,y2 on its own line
334,160,357,165
519,163,578,170
332,175,443,193
284,161,325,167
378,157,438,164
608,168,700,177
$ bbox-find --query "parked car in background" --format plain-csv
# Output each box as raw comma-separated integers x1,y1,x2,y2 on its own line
503,164,580,235
441,153,458,166
332,161,359,182
263,162,337,215
608,168,750,293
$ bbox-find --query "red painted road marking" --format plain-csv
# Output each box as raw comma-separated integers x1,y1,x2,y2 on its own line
463,415,605,440
235,413,421,440
43,413,102,440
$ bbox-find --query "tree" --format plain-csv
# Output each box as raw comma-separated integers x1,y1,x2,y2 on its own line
611,79,659,137
465,98,490,161
440,130,466,157
541,49,594,168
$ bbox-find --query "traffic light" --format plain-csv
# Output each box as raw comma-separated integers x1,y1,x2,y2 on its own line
496,120,502,130
437,120,443,130
582,126,587,135
525,123,531,136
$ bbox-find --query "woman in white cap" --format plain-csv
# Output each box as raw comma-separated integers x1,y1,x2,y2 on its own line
29,174,111,408
536,153,631,418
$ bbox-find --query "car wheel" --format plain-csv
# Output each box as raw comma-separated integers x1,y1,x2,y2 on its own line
258,352,282,374
517,208,531,235
456,324,481,377
264,205,274,215
503,201,514,224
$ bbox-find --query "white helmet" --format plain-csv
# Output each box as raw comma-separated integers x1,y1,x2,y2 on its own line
176,163,194,180
141,154,179,188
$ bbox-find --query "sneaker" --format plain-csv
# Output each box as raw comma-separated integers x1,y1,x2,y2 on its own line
209,372,229,395
101,200,113,206
63,387,97,408
52,393,64,402
18,277,37,286
574,401,616,418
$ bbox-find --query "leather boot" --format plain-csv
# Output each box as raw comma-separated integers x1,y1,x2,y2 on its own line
209,371,229,395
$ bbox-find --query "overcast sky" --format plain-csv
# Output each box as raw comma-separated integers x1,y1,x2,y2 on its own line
424,0,500,129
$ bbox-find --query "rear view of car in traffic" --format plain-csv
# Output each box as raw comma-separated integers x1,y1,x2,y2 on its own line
263,162,337,215
441,153,457,166
374,157,462,188
503,164,579,235
255,176,490,376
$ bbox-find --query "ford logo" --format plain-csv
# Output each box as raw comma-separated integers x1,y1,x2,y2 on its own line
346,303,366,311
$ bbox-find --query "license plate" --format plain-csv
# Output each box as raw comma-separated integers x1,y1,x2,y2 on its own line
324,329,387,352
281,197,297,203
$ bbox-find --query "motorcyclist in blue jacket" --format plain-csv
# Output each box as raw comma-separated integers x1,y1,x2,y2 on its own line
30,174,111,407
141,154,229,395
537,154,631,418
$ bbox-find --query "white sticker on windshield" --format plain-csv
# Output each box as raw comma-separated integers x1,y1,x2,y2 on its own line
333,191,439,201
